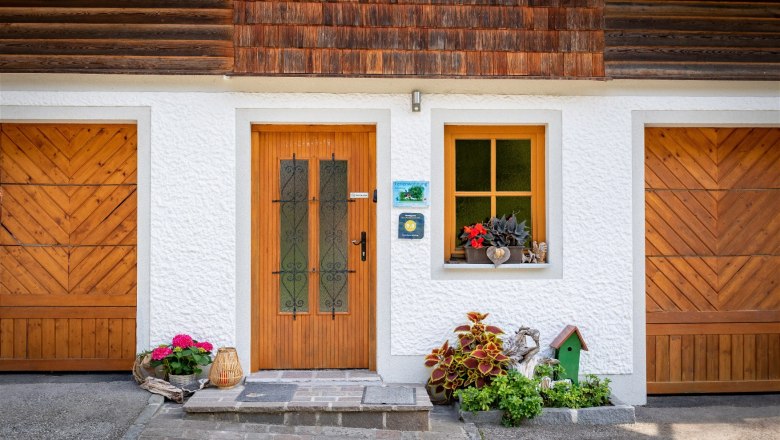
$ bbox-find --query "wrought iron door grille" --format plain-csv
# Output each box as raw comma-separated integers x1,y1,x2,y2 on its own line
274,155,309,319
319,155,352,319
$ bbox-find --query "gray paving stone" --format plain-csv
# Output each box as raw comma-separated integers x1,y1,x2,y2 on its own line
282,371,314,379
386,411,430,431
363,386,416,405
196,413,241,422
317,411,341,426
238,413,286,424
284,411,317,426
341,411,385,429
287,402,330,411
268,424,296,433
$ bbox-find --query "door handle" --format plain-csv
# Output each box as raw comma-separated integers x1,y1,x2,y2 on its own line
351,231,366,261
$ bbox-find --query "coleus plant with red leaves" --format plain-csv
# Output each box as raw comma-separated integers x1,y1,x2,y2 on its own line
424,311,510,403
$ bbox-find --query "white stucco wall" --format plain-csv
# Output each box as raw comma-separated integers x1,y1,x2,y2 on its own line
1,74,778,405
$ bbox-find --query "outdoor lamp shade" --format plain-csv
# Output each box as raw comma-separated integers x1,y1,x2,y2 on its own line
412,90,421,112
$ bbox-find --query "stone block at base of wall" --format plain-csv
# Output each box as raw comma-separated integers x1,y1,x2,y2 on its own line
456,396,635,426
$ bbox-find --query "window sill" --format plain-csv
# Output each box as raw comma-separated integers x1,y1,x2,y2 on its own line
442,263,550,270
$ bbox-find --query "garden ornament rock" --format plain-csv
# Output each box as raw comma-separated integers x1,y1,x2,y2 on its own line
486,246,511,266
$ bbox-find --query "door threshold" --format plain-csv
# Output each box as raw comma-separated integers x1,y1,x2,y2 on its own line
246,369,382,385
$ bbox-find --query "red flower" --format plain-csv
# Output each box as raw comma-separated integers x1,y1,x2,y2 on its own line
151,346,172,361
471,237,485,249
172,334,195,348
195,341,213,352
474,223,487,235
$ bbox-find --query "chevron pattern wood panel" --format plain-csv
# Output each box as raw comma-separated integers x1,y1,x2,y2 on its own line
0,123,137,371
645,127,780,394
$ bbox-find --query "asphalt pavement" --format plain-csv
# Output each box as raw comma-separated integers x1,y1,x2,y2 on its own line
1,374,779,440
0,373,149,440
478,394,780,440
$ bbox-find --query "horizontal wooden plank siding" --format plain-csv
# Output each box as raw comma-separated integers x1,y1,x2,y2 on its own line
233,0,606,78
0,1,233,74
605,1,780,80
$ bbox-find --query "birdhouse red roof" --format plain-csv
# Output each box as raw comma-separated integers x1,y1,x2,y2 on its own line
550,325,589,351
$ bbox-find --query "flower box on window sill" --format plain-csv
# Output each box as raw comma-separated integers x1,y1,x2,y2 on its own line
464,246,526,264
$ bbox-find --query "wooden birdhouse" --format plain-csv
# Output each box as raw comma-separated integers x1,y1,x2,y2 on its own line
550,325,588,385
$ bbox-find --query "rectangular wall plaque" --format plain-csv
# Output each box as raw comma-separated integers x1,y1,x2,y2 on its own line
350,192,369,199
393,181,430,207
398,213,425,239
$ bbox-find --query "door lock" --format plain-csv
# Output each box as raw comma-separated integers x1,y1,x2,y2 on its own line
351,231,367,261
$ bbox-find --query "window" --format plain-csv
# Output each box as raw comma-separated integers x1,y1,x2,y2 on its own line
444,125,546,261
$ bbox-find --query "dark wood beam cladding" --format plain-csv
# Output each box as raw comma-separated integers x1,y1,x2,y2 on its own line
605,1,780,80
0,1,233,74
233,0,606,78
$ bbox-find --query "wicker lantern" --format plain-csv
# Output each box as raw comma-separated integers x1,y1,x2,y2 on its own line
209,347,243,389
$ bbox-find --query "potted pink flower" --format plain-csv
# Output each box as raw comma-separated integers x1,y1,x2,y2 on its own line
149,334,214,389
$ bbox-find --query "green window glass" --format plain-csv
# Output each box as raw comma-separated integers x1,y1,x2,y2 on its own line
496,139,531,191
455,139,491,191
319,159,349,314
279,159,308,313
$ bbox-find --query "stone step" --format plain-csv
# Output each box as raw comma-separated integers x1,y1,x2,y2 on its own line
143,404,477,440
183,381,432,431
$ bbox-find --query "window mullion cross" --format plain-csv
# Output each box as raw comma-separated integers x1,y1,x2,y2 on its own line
490,138,496,217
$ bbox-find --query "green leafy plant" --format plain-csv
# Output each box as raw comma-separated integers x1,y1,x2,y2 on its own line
579,374,612,407
459,214,530,250
424,312,510,403
536,366,612,409
455,384,498,412
488,214,530,248
533,362,565,381
148,334,213,376
458,370,543,427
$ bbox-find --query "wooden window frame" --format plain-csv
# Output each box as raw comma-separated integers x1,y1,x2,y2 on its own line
444,125,546,261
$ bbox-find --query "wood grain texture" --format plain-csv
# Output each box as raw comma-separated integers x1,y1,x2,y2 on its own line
605,1,780,79
0,1,233,74
0,123,137,371
251,125,376,370
233,1,605,78
645,127,780,394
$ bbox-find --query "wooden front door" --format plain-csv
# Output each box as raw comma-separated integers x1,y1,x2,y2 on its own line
0,123,137,371
252,125,376,370
645,127,780,393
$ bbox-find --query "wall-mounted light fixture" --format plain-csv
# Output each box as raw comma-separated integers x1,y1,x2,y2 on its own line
411,90,421,112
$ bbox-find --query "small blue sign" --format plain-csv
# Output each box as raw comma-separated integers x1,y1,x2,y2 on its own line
393,181,430,208
398,213,425,239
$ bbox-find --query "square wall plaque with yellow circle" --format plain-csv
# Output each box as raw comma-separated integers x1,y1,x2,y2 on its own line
398,213,425,239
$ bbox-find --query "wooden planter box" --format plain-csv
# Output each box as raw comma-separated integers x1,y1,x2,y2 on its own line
464,246,525,264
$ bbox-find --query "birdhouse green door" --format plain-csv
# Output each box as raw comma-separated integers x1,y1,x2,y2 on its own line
557,337,583,385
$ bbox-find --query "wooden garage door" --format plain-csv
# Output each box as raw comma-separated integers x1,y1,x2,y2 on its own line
0,123,137,371
645,127,780,394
